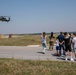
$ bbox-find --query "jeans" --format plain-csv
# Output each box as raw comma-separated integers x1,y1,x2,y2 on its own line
59,44,65,56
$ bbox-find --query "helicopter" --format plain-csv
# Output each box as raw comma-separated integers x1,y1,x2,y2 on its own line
0,16,10,22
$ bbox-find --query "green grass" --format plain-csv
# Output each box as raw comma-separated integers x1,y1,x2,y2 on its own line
0,58,76,75
0,34,58,46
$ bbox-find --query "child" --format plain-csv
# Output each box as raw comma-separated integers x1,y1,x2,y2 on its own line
41,32,47,54
56,37,60,56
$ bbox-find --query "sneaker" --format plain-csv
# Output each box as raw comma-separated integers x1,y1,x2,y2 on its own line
74,59,76,61
56,54,58,56
65,58,67,61
42,52,45,54
43,52,45,54
42,49,45,54
61,55,65,57
70,58,74,61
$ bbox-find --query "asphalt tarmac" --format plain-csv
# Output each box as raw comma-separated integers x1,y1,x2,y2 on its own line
0,46,76,62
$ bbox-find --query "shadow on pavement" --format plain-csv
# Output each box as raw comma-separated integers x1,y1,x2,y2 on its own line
57,57,65,60
37,52,45,54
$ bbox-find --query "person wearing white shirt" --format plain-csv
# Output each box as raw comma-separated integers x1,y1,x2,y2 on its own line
72,33,76,59
41,32,47,54
56,37,60,56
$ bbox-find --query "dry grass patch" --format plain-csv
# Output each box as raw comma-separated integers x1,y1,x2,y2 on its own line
0,34,58,46
0,58,76,75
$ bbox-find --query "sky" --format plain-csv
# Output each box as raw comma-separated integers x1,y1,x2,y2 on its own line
0,0,76,34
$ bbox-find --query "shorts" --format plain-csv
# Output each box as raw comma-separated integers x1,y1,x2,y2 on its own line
65,44,72,52
56,46,60,50
42,43,46,48
49,41,54,46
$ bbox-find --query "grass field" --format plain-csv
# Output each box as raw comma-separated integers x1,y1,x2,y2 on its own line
0,58,76,75
0,34,58,46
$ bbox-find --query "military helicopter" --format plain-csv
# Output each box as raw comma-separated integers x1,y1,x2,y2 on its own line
0,16,10,22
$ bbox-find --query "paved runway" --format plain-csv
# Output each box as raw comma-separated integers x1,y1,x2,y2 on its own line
0,46,76,62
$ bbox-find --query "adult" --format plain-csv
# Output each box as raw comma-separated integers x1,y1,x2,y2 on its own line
72,33,76,60
41,32,47,54
49,32,55,50
64,32,74,61
68,33,74,51
57,32,65,56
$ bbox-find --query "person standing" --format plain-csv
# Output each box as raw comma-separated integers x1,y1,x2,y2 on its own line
55,37,60,56
41,32,47,54
49,32,55,50
72,33,76,60
68,33,74,51
57,32,65,56
64,32,74,61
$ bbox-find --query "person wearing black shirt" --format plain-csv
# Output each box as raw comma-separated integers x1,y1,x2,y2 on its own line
64,32,74,61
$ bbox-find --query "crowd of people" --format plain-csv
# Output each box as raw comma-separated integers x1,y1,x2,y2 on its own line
41,31,76,61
